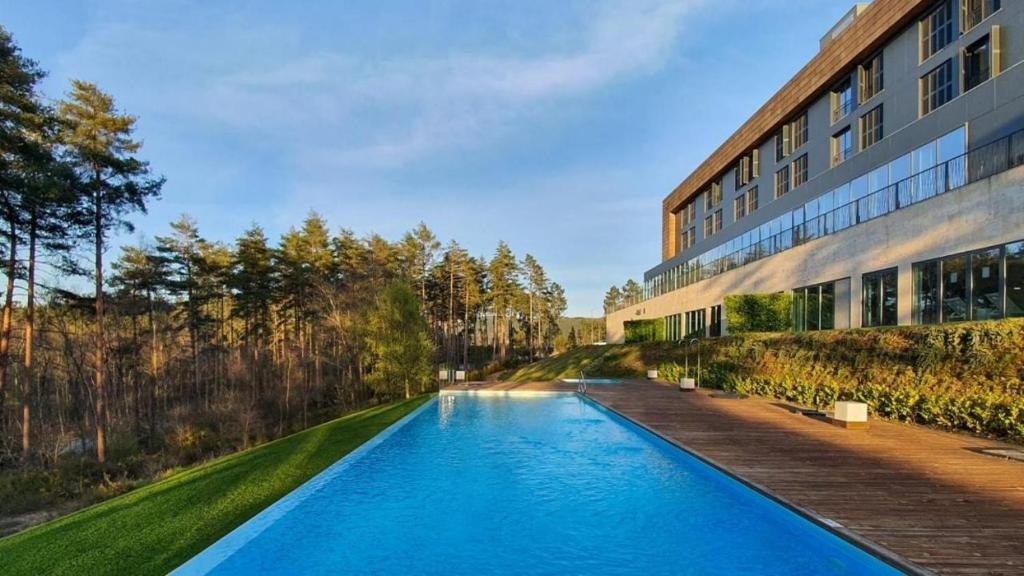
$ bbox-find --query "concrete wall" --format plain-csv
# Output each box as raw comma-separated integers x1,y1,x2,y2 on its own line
608,166,1024,343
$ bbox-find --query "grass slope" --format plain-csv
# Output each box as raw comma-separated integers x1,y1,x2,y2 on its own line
0,396,430,576
504,345,645,382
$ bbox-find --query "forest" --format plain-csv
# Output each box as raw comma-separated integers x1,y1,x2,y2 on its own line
0,25,569,527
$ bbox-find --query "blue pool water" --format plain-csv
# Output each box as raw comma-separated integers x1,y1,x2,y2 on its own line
176,393,904,575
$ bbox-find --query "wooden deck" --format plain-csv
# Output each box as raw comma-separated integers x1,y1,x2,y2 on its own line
446,380,1024,575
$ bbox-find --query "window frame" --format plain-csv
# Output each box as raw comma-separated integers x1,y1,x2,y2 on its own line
962,34,991,92
746,186,759,215
830,77,854,124
858,52,884,104
862,267,899,328
920,58,956,116
961,0,1001,34
920,0,955,63
791,154,808,188
774,165,790,198
831,126,853,167
911,239,1021,324
859,105,884,150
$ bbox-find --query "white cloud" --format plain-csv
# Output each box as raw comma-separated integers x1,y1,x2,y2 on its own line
189,0,705,167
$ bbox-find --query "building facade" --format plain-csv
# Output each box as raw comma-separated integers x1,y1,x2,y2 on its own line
607,0,1024,343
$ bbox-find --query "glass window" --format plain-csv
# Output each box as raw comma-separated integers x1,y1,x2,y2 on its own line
937,127,966,162
709,305,722,338
859,52,884,103
1007,241,1024,318
792,154,808,188
793,282,837,332
791,113,808,150
792,288,806,332
821,282,835,330
913,260,940,324
775,127,790,162
831,78,853,123
867,165,889,194
942,255,968,321
832,127,853,167
863,268,898,327
963,35,991,92
734,195,745,221
775,166,790,198
746,187,759,215
889,153,912,182
920,59,956,116
850,174,868,200
920,1,954,61
860,105,883,150
971,247,1002,320
913,140,938,173
962,0,1001,34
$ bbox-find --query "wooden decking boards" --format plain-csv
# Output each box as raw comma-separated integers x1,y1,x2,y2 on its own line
446,380,1024,575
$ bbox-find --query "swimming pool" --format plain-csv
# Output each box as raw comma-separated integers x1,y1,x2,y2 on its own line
174,393,905,575
560,377,621,385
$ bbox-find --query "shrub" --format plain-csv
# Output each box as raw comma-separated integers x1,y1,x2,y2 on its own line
624,319,664,343
724,292,792,333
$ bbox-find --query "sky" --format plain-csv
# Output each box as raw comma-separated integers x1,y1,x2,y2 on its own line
4,0,855,316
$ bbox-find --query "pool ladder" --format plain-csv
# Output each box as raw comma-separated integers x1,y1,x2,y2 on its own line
577,371,587,394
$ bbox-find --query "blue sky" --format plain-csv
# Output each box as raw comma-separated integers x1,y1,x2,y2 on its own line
5,0,854,316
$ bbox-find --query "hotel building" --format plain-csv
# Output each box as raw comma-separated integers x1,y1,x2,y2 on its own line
607,0,1024,343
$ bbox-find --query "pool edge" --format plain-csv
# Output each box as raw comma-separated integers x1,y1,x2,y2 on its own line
170,396,439,576
577,392,934,576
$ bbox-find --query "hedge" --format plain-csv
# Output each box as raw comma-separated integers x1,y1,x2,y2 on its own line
723,292,792,333
653,320,1024,441
624,319,664,343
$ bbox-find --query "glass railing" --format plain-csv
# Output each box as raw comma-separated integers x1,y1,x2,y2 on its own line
610,127,1024,313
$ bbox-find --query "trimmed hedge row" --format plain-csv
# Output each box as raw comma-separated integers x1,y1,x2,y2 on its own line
654,320,1024,441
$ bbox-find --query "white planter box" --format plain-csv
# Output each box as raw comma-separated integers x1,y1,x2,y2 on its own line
647,370,659,380
679,377,696,391
455,370,466,382
438,370,449,381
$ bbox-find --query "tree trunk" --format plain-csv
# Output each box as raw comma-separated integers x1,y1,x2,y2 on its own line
94,185,107,463
0,216,16,412
22,215,36,460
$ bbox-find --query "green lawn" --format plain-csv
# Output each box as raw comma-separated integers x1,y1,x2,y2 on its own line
0,396,430,576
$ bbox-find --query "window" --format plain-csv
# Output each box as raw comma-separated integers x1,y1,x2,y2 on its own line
793,282,836,332
831,78,853,124
913,242,1024,323
774,166,790,198
751,148,760,178
863,268,897,327
790,113,808,150
971,247,1001,320
961,0,1000,34
733,195,746,221
775,126,790,162
942,254,968,321
680,201,696,226
746,187,759,215
680,226,696,250
921,59,955,116
913,260,940,324
709,305,723,338
1007,241,1024,317
920,1,954,61
792,154,808,188
734,157,750,190
859,52,883,103
704,180,722,211
703,209,723,238
831,127,853,166
684,308,706,338
665,313,682,341
860,105,883,150
963,35,991,92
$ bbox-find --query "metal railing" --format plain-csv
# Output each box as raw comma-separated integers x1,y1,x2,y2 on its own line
577,370,587,394
611,127,1024,313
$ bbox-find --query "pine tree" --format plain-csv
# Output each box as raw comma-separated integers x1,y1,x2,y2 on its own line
488,241,521,363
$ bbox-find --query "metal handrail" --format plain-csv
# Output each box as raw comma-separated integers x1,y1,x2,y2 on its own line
612,127,1024,311
577,370,587,394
